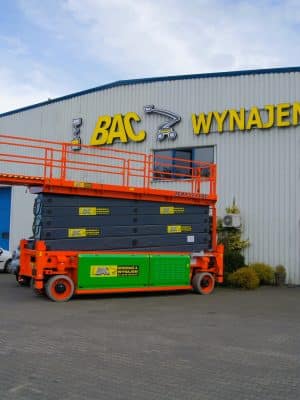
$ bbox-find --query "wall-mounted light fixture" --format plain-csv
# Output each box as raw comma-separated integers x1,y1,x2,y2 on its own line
71,117,83,151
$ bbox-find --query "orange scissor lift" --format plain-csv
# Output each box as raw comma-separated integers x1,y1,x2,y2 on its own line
0,134,223,301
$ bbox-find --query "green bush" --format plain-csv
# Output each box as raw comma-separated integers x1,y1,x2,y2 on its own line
218,230,250,253
249,263,275,285
224,251,245,273
227,267,260,289
274,265,286,286
275,264,286,276
217,202,250,287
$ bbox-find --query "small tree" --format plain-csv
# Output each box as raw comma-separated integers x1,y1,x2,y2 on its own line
218,200,249,276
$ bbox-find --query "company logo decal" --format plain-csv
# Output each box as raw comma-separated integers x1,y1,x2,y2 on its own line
144,105,181,142
90,112,146,146
90,106,181,146
90,265,139,277
89,101,300,146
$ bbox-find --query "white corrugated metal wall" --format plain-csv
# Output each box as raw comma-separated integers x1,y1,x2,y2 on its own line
0,70,299,283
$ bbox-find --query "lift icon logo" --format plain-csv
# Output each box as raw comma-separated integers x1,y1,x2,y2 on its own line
144,105,181,142
91,265,117,277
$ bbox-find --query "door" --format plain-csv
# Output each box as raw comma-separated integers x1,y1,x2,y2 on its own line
0,187,11,249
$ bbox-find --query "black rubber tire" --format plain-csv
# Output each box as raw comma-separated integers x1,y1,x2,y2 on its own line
45,275,74,302
4,259,12,273
192,272,215,295
16,274,31,287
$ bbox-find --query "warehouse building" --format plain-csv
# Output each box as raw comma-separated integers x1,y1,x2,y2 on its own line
0,66,300,283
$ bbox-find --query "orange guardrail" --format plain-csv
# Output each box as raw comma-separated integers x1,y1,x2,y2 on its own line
0,134,217,205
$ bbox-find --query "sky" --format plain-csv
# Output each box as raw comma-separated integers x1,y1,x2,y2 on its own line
0,0,300,114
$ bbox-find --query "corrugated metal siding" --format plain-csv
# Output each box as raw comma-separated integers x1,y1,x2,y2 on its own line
1,71,300,283
216,127,300,284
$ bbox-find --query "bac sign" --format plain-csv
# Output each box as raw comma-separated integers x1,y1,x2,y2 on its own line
90,112,146,146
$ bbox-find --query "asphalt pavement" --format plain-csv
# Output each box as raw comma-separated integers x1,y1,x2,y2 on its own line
0,274,299,400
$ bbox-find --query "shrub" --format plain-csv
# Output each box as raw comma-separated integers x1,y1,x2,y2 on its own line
227,267,260,289
224,251,245,273
274,265,286,286
275,264,286,276
217,201,250,287
249,263,275,285
218,229,250,253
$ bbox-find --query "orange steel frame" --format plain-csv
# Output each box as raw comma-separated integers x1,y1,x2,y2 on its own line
0,133,223,296
0,134,217,205
19,240,224,294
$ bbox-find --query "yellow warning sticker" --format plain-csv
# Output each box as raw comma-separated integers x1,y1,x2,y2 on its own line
68,228,100,238
79,207,110,216
167,225,192,233
160,207,185,215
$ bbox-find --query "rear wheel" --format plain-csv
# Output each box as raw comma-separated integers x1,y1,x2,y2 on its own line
192,272,215,295
45,275,74,302
16,274,31,287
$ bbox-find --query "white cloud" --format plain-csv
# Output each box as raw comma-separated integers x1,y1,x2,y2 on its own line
0,35,28,56
63,0,300,75
1,0,300,113
0,65,59,113
0,27,72,113
0,33,65,114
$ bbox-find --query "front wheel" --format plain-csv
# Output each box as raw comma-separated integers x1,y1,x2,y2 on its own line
192,272,215,295
45,275,74,302
4,259,12,273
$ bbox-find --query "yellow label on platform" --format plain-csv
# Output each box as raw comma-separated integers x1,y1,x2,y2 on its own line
160,206,185,215
79,207,110,216
90,265,117,277
68,228,100,237
73,182,92,188
167,225,192,233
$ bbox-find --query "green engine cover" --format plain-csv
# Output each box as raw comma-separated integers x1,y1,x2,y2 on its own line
78,254,150,289
149,255,190,286
77,254,191,290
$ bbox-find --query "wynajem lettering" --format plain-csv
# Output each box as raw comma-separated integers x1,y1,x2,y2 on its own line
192,102,300,134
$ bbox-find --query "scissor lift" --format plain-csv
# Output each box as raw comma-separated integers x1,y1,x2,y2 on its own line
0,133,223,301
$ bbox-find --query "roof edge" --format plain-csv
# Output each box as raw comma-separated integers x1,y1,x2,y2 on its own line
1,66,300,118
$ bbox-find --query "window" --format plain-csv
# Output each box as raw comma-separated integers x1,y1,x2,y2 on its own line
153,146,214,180
193,146,214,177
